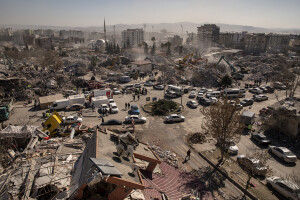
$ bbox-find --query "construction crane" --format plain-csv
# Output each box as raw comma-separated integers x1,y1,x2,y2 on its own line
216,56,244,80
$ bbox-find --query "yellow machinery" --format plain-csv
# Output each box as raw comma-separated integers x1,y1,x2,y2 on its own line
42,111,63,137
179,54,193,65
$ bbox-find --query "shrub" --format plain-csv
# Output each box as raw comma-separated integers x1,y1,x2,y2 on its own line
151,99,177,115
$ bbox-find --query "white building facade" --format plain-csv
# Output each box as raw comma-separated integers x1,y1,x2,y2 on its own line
121,29,144,48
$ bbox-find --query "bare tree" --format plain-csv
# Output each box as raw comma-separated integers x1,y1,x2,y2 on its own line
40,50,63,72
286,171,300,186
201,99,244,165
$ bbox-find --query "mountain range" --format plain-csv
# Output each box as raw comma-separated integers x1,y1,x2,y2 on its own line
1,22,299,34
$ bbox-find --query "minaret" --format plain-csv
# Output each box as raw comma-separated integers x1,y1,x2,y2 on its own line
104,18,107,43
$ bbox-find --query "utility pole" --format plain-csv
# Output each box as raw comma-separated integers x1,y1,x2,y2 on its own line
104,17,107,43
181,86,183,106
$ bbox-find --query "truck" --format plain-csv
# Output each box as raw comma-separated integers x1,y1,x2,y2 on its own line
68,94,85,105
51,94,86,110
91,96,109,108
93,88,112,98
0,99,13,121
51,99,70,110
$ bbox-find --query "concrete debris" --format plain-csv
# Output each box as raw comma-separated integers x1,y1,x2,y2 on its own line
130,189,145,200
151,145,178,168
187,132,206,144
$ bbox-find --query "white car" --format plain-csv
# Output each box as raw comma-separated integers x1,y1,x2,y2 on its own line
237,155,268,176
113,88,121,95
249,88,263,94
108,99,115,104
63,116,83,124
187,100,198,108
109,103,119,113
266,176,300,200
125,115,147,124
189,91,196,98
269,146,297,163
165,114,185,123
209,97,217,104
100,104,109,112
225,140,239,155
254,94,268,102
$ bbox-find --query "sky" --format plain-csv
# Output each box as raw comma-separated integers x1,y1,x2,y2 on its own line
0,0,299,29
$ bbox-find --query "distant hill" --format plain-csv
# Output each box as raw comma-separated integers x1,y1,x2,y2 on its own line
1,22,300,34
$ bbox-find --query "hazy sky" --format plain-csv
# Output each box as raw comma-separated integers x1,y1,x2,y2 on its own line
0,0,299,29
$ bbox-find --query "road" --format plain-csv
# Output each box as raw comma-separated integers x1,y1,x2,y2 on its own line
6,82,300,199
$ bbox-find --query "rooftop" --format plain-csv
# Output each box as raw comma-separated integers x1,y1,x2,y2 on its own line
97,131,142,184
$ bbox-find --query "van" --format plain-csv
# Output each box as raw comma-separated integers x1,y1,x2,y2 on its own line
51,99,70,110
167,85,183,96
207,91,221,98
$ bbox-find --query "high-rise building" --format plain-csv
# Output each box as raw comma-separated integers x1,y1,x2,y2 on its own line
121,29,144,48
197,24,220,47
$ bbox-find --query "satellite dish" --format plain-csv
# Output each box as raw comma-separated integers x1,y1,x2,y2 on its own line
125,145,134,157
131,164,139,173
116,144,125,156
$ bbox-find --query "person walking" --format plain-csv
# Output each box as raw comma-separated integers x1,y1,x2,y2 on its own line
186,149,191,160
138,94,140,101
102,117,104,123
125,102,128,110
128,102,131,109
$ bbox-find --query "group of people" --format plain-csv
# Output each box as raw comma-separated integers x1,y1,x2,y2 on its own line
132,88,148,101
125,102,131,110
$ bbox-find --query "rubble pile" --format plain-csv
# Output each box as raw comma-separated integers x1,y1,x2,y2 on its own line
151,145,178,168
191,64,226,87
187,132,206,144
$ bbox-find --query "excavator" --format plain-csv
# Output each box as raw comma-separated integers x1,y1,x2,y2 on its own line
179,54,193,65
216,56,244,80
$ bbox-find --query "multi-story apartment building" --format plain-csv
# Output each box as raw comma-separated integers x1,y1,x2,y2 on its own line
121,28,144,48
167,35,183,46
244,33,267,54
219,32,247,49
265,33,290,53
197,24,220,47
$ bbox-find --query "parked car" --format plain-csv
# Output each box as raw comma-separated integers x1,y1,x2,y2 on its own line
249,88,263,94
240,99,254,107
259,107,272,115
230,101,243,110
130,105,140,115
237,155,268,176
109,103,119,113
189,91,197,98
199,98,211,106
209,97,217,104
144,81,154,87
100,104,109,112
112,88,121,95
274,82,287,90
251,133,271,145
153,84,164,90
259,86,268,93
239,88,246,93
63,116,83,124
266,176,300,200
165,114,185,123
101,119,122,125
183,88,189,94
187,100,198,108
269,146,297,163
265,85,274,93
108,99,115,104
225,140,239,155
196,92,204,100
125,115,147,124
199,88,207,93
165,91,177,98
65,104,84,111
254,94,268,102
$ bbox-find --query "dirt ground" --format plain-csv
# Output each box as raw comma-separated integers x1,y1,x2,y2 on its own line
5,77,300,199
